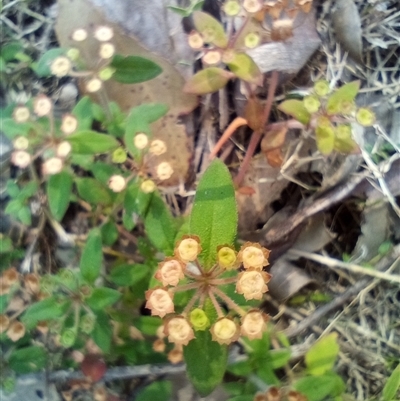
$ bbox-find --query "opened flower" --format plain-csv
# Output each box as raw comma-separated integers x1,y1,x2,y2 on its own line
145,288,174,317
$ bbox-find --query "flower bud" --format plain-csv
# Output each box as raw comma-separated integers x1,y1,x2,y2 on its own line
13,136,29,150
86,77,102,93
61,114,78,134
140,179,156,194
112,147,127,163
314,80,330,96
236,269,271,300
156,161,174,181
223,0,241,16
11,150,31,168
175,236,201,263
108,175,126,193
165,315,195,345
66,48,80,61
33,95,52,117
72,28,88,42
94,26,114,42
0,314,10,333
244,32,260,49
240,309,268,339
145,287,174,317
188,31,204,49
6,321,26,342
189,308,210,331
210,317,239,345
98,66,115,81
153,338,166,353
2,267,19,286
238,242,270,270
149,139,167,155
56,141,72,158
303,95,320,114
80,314,96,334
99,43,115,59
356,107,375,127
50,56,72,77
243,0,262,13
24,273,40,294
134,133,149,150
202,50,222,65
13,106,30,123
42,157,63,175
168,345,183,364
60,328,77,347
217,245,238,269
155,258,184,286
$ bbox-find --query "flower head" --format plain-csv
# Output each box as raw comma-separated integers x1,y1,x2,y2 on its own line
13,136,29,150
86,77,102,93
13,106,30,122
189,308,210,331
240,309,268,339
99,43,115,59
42,157,63,175
145,287,174,317
236,269,271,300
7,321,26,342
188,31,204,49
238,242,270,270
217,245,238,269
0,314,10,334
61,114,78,134
2,268,20,286
33,95,52,117
56,141,72,158
108,175,126,193
50,56,72,77
156,161,174,181
149,139,167,156
155,258,185,287
24,273,40,294
72,28,88,42
140,179,156,194
243,0,262,13
168,345,184,364
134,133,149,150
202,50,222,65
210,317,240,344
223,0,241,16
164,315,195,345
11,150,31,169
94,26,114,41
175,235,201,263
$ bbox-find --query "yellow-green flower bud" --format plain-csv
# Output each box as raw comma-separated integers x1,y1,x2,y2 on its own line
313,80,330,96
112,147,127,164
356,107,375,127
303,95,320,114
189,308,210,331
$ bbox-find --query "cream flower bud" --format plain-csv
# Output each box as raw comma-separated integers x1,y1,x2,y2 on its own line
0,315,10,333
108,175,126,193
149,139,167,156
33,95,52,117
2,268,19,286
202,50,222,65
188,31,204,49
56,141,72,158
61,114,78,134
42,157,63,175
72,28,88,42
153,338,166,353
210,317,240,345
156,161,174,181
145,288,174,317
13,136,29,150
134,133,149,150
13,106,30,123
99,43,115,59
244,32,260,49
140,179,156,194
238,242,270,270
86,77,102,93
155,258,185,286
6,321,26,342
223,0,241,16
236,269,271,300
165,316,195,345
24,273,40,294
94,26,114,42
50,56,72,77
243,0,262,13
168,345,184,364
240,310,268,340
175,236,201,263
11,150,31,168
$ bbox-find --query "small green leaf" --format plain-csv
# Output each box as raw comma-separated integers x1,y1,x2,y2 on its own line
227,360,253,376
184,330,228,397
383,364,400,401
86,287,121,310
72,96,94,130
135,380,172,401
91,310,112,353
17,206,32,226
76,178,113,205
133,316,162,336
193,11,228,48
144,193,177,254
305,333,339,376
129,103,169,125
226,52,262,85
8,346,47,374
33,48,66,77
109,264,149,287
0,235,13,253
111,55,162,84
80,228,103,284
183,67,232,94
67,131,119,154
124,181,153,217
47,171,73,221
0,42,23,61
190,159,237,270
294,373,345,401
0,118,34,138
269,348,291,369
326,81,360,115
21,296,70,328
101,220,119,246
278,99,311,125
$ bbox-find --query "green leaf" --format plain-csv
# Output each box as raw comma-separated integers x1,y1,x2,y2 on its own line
227,360,253,376
47,171,73,221
315,118,335,155
383,364,400,401
80,228,103,284
0,118,34,138
111,55,162,84
124,181,153,217
144,193,177,254
184,330,228,397
0,42,23,61
129,103,169,125
8,346,47,374
76,177,113,206
269,348,291,369
133,316,163,336
305,333,339,376
294,373,345,401
67,131,119,154
326,81,360,115
183,67,231,94
135,380,172,401
109,264,149,287
193,11,228,48
0,294,10,313
72,96,94,130
17,206,31,226
278,99,311,125
190,159,237,270
101,220,119,246
0,235,13,253
91,310,112,353
86,287,121,310
226,52,262,85
33,48,66,77
21,296,70,328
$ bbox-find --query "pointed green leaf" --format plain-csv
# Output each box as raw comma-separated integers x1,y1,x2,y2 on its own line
190,159,237,269
9,346,47,374
305,333,339,376
184,67,231,94
76,177,113,206
101,220,119,246
326,81,360,115
226,52,262,85
184,330,228,397
86,287,121,310
136,381,172,401
278,99,311,125
383,363,400,401
91,310,112,353
193,11,228,48
111,55,162,84
294,373,345,401
47,171,73,221
67,131,119,154
80,228,103,284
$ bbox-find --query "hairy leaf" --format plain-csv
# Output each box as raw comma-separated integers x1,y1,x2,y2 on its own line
47,171,73,221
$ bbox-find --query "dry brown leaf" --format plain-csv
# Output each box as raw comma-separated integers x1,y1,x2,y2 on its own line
261,125,288,167
56,0,198,187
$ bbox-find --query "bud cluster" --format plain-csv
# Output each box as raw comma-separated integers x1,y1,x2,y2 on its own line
146,237,272,346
